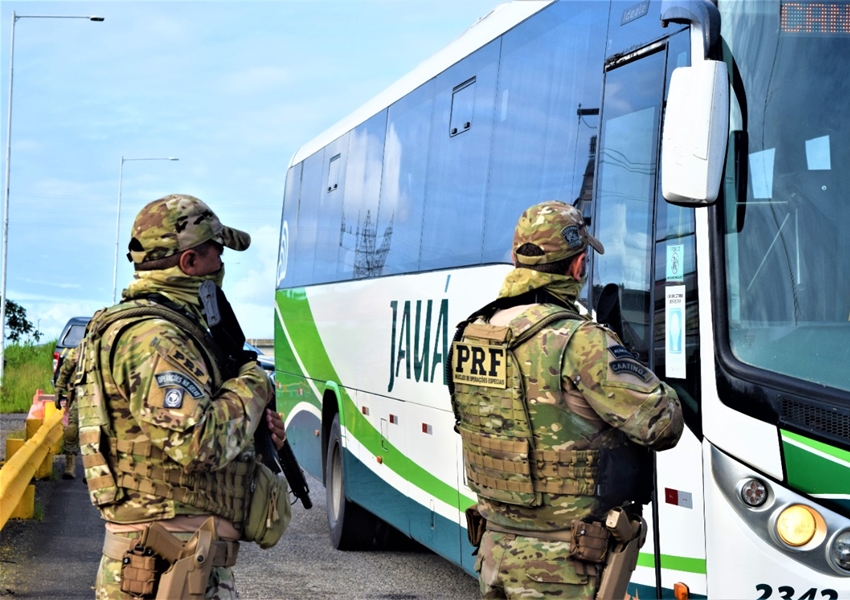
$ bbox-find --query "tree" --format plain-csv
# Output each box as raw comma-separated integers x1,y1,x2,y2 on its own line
5,300,42,343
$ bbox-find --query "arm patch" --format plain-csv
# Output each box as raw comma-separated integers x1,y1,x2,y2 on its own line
608,345,636,359
609,359,651,382
155,372,204,398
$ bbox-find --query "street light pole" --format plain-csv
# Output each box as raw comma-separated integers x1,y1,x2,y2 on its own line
112,156,178,304
0,12,104,385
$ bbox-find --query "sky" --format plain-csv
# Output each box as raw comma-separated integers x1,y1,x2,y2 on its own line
0,0,501,341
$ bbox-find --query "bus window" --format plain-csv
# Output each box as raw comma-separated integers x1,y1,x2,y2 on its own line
278,163,301,287
420,40,500,272
341,111,388,280
482,1,607,267
314,134,349,285
592,50,666,364
720,0,850,394
379,80,435,276
288,151,323,287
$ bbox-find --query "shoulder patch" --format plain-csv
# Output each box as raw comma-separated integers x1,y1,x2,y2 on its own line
155,372,204,398
608,345,635,359
610,359,651,382
152,340,210,385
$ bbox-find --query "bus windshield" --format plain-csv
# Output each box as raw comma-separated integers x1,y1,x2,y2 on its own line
721,0,850,393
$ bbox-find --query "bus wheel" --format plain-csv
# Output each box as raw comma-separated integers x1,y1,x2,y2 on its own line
326,413,377,550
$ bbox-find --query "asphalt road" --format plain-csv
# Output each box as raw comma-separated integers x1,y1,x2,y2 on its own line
0,442,478,600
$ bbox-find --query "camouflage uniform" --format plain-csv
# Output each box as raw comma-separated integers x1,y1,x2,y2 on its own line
452,201,683,599
77,194,273,599
55,347,81,478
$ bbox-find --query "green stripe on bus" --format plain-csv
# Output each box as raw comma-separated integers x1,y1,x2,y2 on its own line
276,290,477,511
783,439,850,496
637,552,706,574
273,304,307,379
782,429,850,465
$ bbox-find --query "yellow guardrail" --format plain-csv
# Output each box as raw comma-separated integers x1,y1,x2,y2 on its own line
0,408,65,531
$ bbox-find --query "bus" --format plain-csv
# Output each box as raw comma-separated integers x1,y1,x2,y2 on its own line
273,1,850,597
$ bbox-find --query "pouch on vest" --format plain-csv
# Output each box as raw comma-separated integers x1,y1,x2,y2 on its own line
76,333,125,507
465,505,486,549
597,444,654,508
242,458,292,549
569,518,609,564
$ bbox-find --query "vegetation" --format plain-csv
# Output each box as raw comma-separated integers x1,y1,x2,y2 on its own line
5,300,43,344
0,341,56,413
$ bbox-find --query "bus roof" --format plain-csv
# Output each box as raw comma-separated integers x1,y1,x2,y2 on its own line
288,0,553,168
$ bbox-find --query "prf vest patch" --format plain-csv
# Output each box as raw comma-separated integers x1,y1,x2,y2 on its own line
155,342,210,387
452,341,507,389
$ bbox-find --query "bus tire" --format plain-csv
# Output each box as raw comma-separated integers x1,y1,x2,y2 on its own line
326,413,377,550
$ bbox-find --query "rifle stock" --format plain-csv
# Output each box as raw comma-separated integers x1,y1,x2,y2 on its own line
199,281,312,510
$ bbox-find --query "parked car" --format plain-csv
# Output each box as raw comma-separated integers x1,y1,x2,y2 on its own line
53,316,91,385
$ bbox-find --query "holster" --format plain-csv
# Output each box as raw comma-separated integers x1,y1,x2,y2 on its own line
156,517,218,600
106,518,239,600
596,508,647,600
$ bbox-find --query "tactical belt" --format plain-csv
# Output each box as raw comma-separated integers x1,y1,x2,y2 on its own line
485,521,573,542
102,529,239,567
483,522,601,577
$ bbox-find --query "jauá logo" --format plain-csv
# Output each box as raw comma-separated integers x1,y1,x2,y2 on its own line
388,299,449,393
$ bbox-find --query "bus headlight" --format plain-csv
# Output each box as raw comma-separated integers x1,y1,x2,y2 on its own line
776,505,817,547
829,531,850,572
740,478,767,507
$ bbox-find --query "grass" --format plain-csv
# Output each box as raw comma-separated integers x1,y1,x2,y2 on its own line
0,341,56,414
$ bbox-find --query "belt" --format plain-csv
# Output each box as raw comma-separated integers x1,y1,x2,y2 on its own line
103,529,239,567
485,521,573,543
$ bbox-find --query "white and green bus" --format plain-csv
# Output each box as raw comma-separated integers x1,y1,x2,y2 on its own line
273,1,850,597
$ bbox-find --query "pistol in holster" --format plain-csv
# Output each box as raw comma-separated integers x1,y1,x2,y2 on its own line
595,506,647,600
117,517,236,600
155,517,219,600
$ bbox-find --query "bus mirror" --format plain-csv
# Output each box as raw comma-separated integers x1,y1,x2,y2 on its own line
661,59,729,206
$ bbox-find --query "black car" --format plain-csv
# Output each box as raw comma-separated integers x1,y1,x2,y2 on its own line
53,316,91,385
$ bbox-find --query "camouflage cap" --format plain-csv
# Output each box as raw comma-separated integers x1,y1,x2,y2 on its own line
127,194,251,264
512,200,604,266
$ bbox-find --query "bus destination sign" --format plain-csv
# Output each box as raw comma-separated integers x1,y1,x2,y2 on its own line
781,2,850,35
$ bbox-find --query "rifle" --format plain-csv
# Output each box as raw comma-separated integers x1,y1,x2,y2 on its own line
199,280,313,509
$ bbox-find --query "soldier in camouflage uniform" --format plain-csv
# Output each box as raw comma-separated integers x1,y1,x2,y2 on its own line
450,201,683,599
54,347,81,479
74,194,287,599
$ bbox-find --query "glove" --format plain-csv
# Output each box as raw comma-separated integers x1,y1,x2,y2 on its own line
55,393,65,410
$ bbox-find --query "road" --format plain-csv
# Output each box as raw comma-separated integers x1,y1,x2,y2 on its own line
0,446,478,599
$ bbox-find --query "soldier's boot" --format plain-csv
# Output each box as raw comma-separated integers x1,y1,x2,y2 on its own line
63,454,77,480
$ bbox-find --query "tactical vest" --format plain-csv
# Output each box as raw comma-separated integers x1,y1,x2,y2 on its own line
74,299,254,527
450,304,598,508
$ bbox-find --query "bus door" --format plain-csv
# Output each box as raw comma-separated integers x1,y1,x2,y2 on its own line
591,31,708,597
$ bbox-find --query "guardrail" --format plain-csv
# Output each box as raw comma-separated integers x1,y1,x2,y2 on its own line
0,397,65,531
